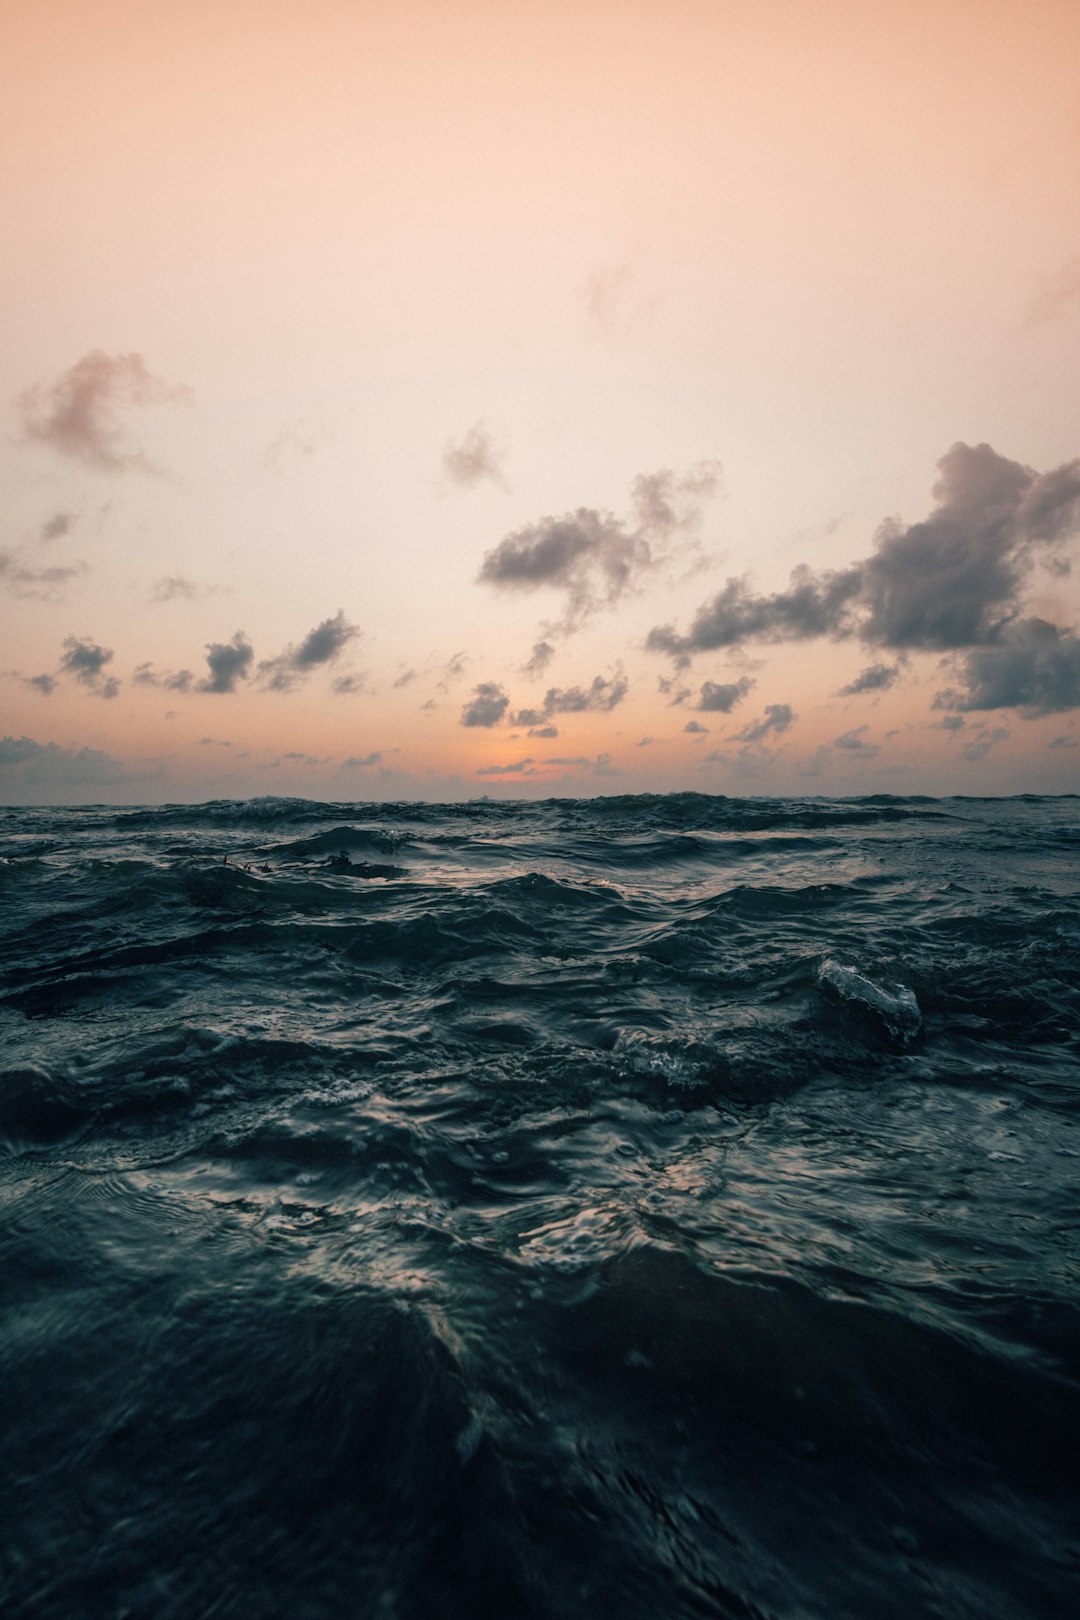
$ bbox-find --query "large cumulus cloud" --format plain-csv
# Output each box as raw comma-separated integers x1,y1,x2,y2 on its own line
647,445,1080,698
935,619,1080,716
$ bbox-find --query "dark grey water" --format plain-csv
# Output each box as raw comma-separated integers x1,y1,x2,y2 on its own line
1,793,1078,1619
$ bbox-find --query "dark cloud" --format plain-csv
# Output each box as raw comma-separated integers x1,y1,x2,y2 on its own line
393,669,417,689
442,421,508,489
839,662,900,696
934,619,1080,716
524,640,555,678
257,611,359,692
542,670,628,714
658,673,692,704
637,737,653,747
508,669,627,729
648,443,1080,660
684,720,708,734
460,682,510,727
734,703,795,743
18,350,193,471
933,714,967,732
296,611,358,668
528,725,558,738
697,676,754,712
26,674,57,696
834,725,879,757
200,632,254,694
0,549,84,600
1048,734,1077,749
961,725,1010,763
341,751,383,768
133,661,194,693
475,758,536,776
478,463,721,632
197,737,232,747
1026,255,1080,327
40,512,75,542
0,734,153,790
59,636,114,694
647,565,863,657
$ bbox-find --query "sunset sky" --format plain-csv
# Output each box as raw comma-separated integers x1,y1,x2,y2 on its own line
2,0,1078,803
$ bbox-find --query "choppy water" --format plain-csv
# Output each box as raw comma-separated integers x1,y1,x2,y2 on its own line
1,793,1078,1619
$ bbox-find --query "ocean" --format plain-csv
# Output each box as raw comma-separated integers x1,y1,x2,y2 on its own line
1,793,1077,1619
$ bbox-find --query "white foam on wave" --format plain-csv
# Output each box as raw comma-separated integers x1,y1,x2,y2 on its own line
818,958,922,1041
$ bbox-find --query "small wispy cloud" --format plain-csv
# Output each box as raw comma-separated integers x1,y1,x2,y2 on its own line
0,549,85,601
18,350,193,471
1025,255,1080,327
442,421,508,489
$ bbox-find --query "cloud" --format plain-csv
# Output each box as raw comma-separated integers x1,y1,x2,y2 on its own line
509,668,628,729
59,635,116,697
581,260,657,325
961,725,1009,762
40,512,75,542
839,662,900,696
1048,734,1077,749
257,611,359,692
0,734,152,789
332,672,368,696
834,725,879,757
934,618,1080,716
547,751,622,777
475,757,536,775
133,661,194,693
630,463,723,536
0,549,85,601
933,714,966,732
26,674,57,696
460,681,510,727
734,703,796,742
1026,255,1080,327
647,565,863,656
18,350,193,471
697,676,754,712
524,640,555,678
341,751,383,768
478,462,722,632
542,670,629,714
263,417,321,470
200,631,254,694
198,737,232,747
442,421,508,489
648,443,1080,659
393,668,417,689
528,724,558,738
684,720,708,734
151,576,207,603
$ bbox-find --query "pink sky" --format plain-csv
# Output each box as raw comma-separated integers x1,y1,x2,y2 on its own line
1,0,1078,802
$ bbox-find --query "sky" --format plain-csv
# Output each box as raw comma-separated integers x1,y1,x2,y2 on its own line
1,0,1079,804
